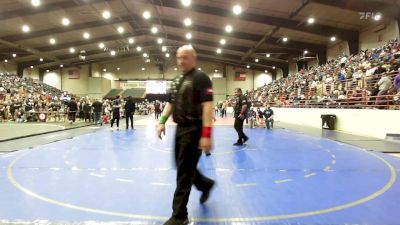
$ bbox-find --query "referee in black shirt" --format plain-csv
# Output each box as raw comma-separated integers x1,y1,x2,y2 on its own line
233,88,249,145
157,45,215,225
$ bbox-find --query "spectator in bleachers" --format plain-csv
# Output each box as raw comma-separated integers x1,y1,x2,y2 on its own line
375,73,392,107
222,38,399,110
394,73,400,92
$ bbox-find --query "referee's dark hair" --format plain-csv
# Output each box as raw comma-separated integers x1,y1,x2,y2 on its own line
235,88,242,93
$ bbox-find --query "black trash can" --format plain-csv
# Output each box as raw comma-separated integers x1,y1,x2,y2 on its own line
321,114,336,130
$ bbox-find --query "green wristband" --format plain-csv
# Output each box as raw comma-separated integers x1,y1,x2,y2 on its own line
159,115,168,124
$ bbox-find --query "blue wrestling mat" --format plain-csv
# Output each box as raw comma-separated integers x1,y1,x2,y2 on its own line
0,126,399,224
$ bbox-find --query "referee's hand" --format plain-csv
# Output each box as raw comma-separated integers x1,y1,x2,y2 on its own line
157,124,166,139
199,137,212,154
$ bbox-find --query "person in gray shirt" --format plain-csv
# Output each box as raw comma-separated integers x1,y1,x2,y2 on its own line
375,74,392,107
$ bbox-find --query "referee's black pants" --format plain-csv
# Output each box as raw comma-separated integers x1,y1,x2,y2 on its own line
171,127,214,219
234,117,246,143
125,113,133,129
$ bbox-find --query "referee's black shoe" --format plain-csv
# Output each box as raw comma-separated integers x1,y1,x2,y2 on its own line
243,136,249,143
200,180,215,204
233,141,243,146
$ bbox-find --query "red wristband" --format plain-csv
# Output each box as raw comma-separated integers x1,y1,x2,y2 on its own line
201,126,212,138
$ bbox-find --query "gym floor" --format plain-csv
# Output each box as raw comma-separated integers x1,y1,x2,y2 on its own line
0,119,399,225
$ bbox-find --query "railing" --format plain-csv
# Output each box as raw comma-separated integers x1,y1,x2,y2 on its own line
264,94,399,110
226,72,399,110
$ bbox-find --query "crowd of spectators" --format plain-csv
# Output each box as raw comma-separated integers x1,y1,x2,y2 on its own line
0,73,67,122
226,39,400,110
1,39,399,124
0,73,166,124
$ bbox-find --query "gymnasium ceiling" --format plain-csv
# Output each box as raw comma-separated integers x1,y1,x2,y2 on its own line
0,0,399,73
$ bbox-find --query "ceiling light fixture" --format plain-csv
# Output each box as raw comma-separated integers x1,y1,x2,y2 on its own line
151,27,158,34
110,50,116,56
117,26,125,34
102,10,111,19
143,11,151,19
232,5,242,15
225,25,233,33
185,33,192,39
220,39,226,45
22,25,30,33
128,38,134,44
157,38,163,44
62,18,70,26
183,18,192,26
181,0,191,7
83,32,90,39
136,46,142,52
31,0,41,7
99,43,105,49
307,17,315,24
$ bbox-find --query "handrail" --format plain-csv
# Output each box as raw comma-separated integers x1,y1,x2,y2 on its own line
224,71,399,110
